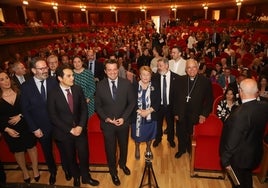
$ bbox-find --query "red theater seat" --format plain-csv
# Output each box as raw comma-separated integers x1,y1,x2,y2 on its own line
212,95,223,115
87,113,108,165
190,114,225,179
212,82,223,100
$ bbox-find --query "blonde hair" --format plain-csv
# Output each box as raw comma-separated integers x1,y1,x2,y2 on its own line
139,66,152,75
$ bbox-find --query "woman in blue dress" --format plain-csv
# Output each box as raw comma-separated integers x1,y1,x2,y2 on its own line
131,66,160,159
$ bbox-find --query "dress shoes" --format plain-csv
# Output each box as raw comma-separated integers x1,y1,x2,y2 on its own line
73,177,80,187
153,140,161,147
49,173,56,185
24,178,31,184
34,175,40,182
175,151,185,159
111,175,121,186
64,170,71,181
120,166,131,175
169,141,176,148
82,178,99,186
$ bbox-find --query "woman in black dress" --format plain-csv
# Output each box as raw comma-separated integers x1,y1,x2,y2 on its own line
0,71,39,183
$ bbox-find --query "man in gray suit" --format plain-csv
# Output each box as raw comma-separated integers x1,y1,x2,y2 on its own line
95,59,136,186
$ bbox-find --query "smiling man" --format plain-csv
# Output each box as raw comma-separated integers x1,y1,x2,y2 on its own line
95,59,136,186
47,65,99,187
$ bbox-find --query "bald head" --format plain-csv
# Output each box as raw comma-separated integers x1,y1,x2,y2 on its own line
239,78,258,100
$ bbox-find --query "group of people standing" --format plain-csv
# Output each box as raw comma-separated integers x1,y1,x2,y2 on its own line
0,43,267,188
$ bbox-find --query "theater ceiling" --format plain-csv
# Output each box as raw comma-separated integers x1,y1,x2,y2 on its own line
0,0,265,11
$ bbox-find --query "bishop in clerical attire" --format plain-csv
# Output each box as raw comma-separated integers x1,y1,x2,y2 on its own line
173,59,213,158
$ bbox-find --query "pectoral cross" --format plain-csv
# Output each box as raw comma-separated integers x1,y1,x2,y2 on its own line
186,95,191,102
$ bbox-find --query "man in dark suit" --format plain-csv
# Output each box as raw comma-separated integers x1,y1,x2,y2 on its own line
217,67,236,90
220,78,268,188
95,59,136,186
47,65,99,187
227,51,237,68
153,58,178,148
11,61,31,88
20,57,58,185
173,59,213,158
206,44,220,61
47,54,59,77
86,49,105,82
228,73,247,104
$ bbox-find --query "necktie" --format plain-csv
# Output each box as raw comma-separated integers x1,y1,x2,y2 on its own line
19,76,25,84
66,89,73,113
163,75,167,106
89,62,93,72
40,80,46,100
225,76,229,88
111,81,117,100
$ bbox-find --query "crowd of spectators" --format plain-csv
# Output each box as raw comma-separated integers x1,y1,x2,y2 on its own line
0,18,268,186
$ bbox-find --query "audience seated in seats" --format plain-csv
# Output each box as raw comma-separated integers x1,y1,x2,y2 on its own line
216,87,239,122
258,75,268,100
217,67,236,91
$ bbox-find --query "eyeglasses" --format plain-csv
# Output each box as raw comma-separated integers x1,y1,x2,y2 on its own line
35,67,49,71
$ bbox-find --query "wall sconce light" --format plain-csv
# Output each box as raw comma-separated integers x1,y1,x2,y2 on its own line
23,0,29,5
171,5,177,11
236,0,243,6
140,5,146,12
110,6,116,12
202,3,208,10
80,5,86,11
52,2,58,10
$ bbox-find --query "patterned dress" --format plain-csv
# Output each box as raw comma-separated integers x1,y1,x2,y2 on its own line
217,99,239,122
74,69,96,118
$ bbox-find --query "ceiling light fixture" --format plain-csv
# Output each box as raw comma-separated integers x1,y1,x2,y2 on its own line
80,5,86,11
110,6,116,12
22,0,29,5
140,5,146,12
202,3,208,10
236,0,243,6
52,2,58,10
171,5,177,11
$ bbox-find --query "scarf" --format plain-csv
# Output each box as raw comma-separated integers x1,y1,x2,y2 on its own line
135,81,152,137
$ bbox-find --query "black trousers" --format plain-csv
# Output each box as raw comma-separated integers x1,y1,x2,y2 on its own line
102,124,129,176
155,105,175,143
176,115,194,153
231,166,253,188
55,140,70,173
39,132,57,175
0,161,6,184
58,131,90,180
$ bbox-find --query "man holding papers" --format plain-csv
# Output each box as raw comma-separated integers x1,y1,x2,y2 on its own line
220,78,268,188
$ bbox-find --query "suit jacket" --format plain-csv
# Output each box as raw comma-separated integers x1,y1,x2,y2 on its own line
47,84,88,141
131,78,161,123
220,100,268,169
20,76,58,134
12,73,31,88
152,71,180,111
206,51,219,61
95,77,136,128
173,74,213,127
85,60,105,82
227,56,237,67
217,74,236,89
